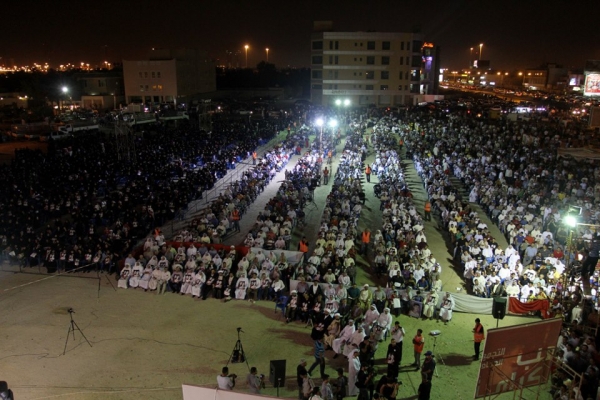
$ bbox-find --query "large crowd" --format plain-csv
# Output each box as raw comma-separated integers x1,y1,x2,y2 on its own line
0,118,291,273
3,102,600,399
399,110,600,400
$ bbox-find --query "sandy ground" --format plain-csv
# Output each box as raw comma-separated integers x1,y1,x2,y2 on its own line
0,129,549,400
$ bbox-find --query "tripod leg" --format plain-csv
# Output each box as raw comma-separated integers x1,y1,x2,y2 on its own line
72,320,93,348
64,324,74,355
238,342,249,370
71,321,77,340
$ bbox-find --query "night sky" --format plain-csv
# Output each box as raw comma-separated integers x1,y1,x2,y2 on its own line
3,0,599,70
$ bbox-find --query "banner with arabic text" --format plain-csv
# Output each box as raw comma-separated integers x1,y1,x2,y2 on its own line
474,319,562,398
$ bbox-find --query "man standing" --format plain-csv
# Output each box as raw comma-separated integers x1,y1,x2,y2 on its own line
308,338,326,378
297,359,308,400
246,366,262,394
418,374,432,400
217,367,236,390
473,318,485,360
231,208,241,232
356,363,374,400
421,351,436,381
332,368,347,400
365,164,372,183
386,338,401,379
298,237,310,264
412,329,425,370
424,201,431,221
361,229,371,256
320,374,334,400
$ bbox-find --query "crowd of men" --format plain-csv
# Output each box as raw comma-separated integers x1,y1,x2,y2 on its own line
5,101,599,399
0,118,288,274
399,110,599,400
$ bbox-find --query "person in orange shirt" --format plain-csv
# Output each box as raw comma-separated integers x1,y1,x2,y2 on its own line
472,318,485,360
361,228,370,256
298,237,309,264
424,201,431,221
365,165,372,183
412,329,425,369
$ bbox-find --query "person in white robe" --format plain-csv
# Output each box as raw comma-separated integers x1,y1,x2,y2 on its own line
332,319,355,356
146,256,158,269
156,265,171,294
247,272,260,301
363,305,380,335
439,292,455,324
324,313,341,349
118,264,132,289
235,275,249,300
129,262,144,288
149,266,160,291
180,267,195,295
157,256,169,270
186,244,197,258
138,265,153,291
344,326,366,357
191,269,205,298
372,308,393,341
348,349,361,396
423,292,438,319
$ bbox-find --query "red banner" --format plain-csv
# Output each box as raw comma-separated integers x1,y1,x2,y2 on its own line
508,297,551,319
475,319,562,398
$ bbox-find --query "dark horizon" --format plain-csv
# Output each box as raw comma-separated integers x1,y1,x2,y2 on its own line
2,0,600,71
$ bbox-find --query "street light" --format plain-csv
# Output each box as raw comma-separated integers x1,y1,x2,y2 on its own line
61,86,69,111
470,47,473,67
335,99,342,106
479,43,483,60
244,45,249,68
265,48,269,63
328,119,338,129
343,99,351,107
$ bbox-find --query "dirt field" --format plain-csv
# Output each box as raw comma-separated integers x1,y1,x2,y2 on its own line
1,265,539,400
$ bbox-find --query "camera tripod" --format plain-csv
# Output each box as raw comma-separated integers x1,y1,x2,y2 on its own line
227,327,249,370
63,308,92,355
429,332,445,378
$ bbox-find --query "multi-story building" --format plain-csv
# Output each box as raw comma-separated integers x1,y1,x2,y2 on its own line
123,48,216,106
310,23,439,107
74,70,124,110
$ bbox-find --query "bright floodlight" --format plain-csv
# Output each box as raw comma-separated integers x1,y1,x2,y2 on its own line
335,99,342,106
344,99,351,106
315,118,324,127
62,86,68,93
564,215,578,228
328,119,338,128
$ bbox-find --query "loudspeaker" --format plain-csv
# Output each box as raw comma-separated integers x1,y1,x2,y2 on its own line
492,297,507,320
269,359,286,387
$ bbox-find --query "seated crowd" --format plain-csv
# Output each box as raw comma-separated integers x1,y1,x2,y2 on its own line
0,118,289,273
397,110,599,398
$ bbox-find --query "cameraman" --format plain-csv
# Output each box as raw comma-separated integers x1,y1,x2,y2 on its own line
246,366,264,394
356,364,375,400
217,366,236,390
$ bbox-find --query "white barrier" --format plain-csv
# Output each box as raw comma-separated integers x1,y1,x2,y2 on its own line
250,247,304,266
182,384,278,400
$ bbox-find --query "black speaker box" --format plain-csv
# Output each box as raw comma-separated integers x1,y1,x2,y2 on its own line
492,297,507,320
269,359,286,387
